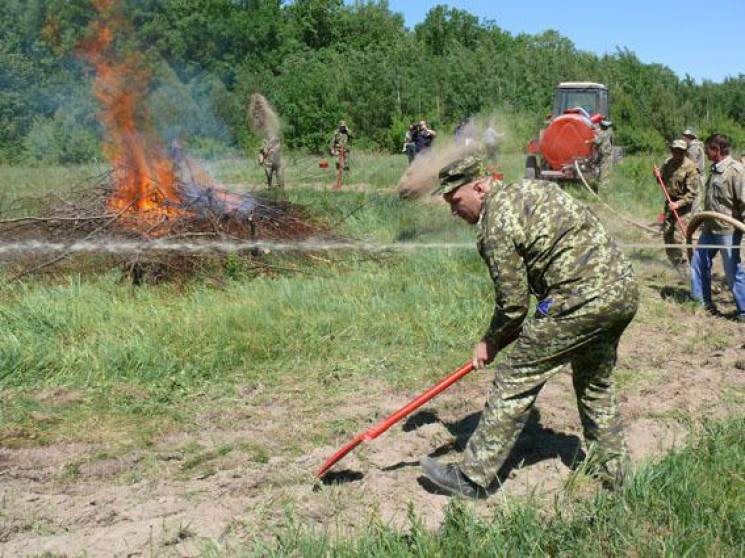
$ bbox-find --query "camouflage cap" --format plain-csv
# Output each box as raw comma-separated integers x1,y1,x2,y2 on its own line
339,120,347,127
682,129,697,138
671,139,688,151
433,155,486,196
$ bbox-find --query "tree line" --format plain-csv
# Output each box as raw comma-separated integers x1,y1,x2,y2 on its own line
1,0,743,164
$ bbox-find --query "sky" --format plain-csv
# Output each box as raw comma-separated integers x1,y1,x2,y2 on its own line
384,0,744,83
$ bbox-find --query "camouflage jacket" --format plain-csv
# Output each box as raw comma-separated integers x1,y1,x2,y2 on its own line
660,155,699,213
331,129,351,153
477,179,633,346
259,139,281,167
686,140,706,174
702,156,745,234
594,129,613,157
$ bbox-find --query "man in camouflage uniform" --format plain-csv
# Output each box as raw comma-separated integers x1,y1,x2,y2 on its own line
683,129,706,176
659,139,700,275
690,133,745,322
421,155,639,498
258,136,283,189
594,120,614,188
330,120,351,171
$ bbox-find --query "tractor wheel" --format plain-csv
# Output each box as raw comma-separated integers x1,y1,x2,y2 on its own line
525,155,539,179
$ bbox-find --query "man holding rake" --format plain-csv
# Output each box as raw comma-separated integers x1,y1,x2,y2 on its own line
421,156,639,498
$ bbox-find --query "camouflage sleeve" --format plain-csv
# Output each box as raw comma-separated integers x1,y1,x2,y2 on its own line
480,230,530,347
679,167,700,208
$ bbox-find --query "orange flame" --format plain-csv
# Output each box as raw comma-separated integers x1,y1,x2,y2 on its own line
80,0,181,215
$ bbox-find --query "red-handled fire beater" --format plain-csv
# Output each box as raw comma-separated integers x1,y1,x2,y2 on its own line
315,361,475,478
316,331,520,479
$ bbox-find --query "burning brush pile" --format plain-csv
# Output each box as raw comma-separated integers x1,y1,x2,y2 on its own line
0,1,327,281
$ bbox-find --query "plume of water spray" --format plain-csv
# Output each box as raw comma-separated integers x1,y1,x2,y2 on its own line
0,239,704,257
397,137,479,199
247,94,281,141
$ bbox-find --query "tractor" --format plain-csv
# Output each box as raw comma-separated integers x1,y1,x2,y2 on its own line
525,82,614,183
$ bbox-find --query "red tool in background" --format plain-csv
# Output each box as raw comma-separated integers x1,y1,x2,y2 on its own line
315,361,475,478
653,165,688,239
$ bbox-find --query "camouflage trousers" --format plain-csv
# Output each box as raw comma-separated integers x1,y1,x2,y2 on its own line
597,157,611,188
459,276,639,488
263,162,283,188
333,147,351,171
662,210,691,272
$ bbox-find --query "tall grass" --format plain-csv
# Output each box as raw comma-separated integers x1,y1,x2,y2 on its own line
0,190,488,445
0,152,696,441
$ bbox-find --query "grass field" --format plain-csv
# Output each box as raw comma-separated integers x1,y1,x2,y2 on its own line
0,151,742,556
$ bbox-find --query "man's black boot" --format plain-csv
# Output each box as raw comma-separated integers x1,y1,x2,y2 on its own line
704,304,721,317
420,456,486,499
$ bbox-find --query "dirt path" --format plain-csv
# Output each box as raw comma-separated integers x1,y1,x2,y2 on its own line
1,269,743,557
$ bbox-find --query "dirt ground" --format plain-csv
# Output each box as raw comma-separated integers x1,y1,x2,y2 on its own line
1,263,744,557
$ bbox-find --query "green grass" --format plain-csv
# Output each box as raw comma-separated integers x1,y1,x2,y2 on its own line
0,179,487,445
204,418,745,557
0,152,742,555
0,151,712,446
0,246,494,444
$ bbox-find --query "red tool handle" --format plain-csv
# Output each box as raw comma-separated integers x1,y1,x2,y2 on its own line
653,165,687,238
315,361,474,478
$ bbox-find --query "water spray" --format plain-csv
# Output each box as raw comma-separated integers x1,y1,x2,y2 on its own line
0,239,736,258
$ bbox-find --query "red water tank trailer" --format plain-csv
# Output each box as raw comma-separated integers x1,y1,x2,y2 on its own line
540,112,598,170
525,82,611,183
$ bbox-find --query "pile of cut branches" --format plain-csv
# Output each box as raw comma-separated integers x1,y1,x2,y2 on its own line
0,170,333,282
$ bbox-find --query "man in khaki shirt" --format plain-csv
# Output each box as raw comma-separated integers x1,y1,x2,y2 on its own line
659,139,699,273
690,134,745,322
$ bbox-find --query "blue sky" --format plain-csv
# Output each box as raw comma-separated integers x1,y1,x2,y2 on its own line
384,0,743,83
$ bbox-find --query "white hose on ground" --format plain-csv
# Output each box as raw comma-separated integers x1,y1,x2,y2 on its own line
573,161,661,235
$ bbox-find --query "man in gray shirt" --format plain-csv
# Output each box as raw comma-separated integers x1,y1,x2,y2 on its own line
690,133,745,322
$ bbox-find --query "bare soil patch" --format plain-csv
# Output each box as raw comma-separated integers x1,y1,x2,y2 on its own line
1,266,743,557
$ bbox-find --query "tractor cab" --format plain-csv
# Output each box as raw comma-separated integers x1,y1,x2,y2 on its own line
553,82,608,119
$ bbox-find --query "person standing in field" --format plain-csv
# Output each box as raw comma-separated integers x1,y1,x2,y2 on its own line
414,120,437,155
658,139,700,276
683,129,706,176
594,120,614,188
330,120,352,171
690,133,745,322
421,155,638,498
258,136,283,189
403,123,418,165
